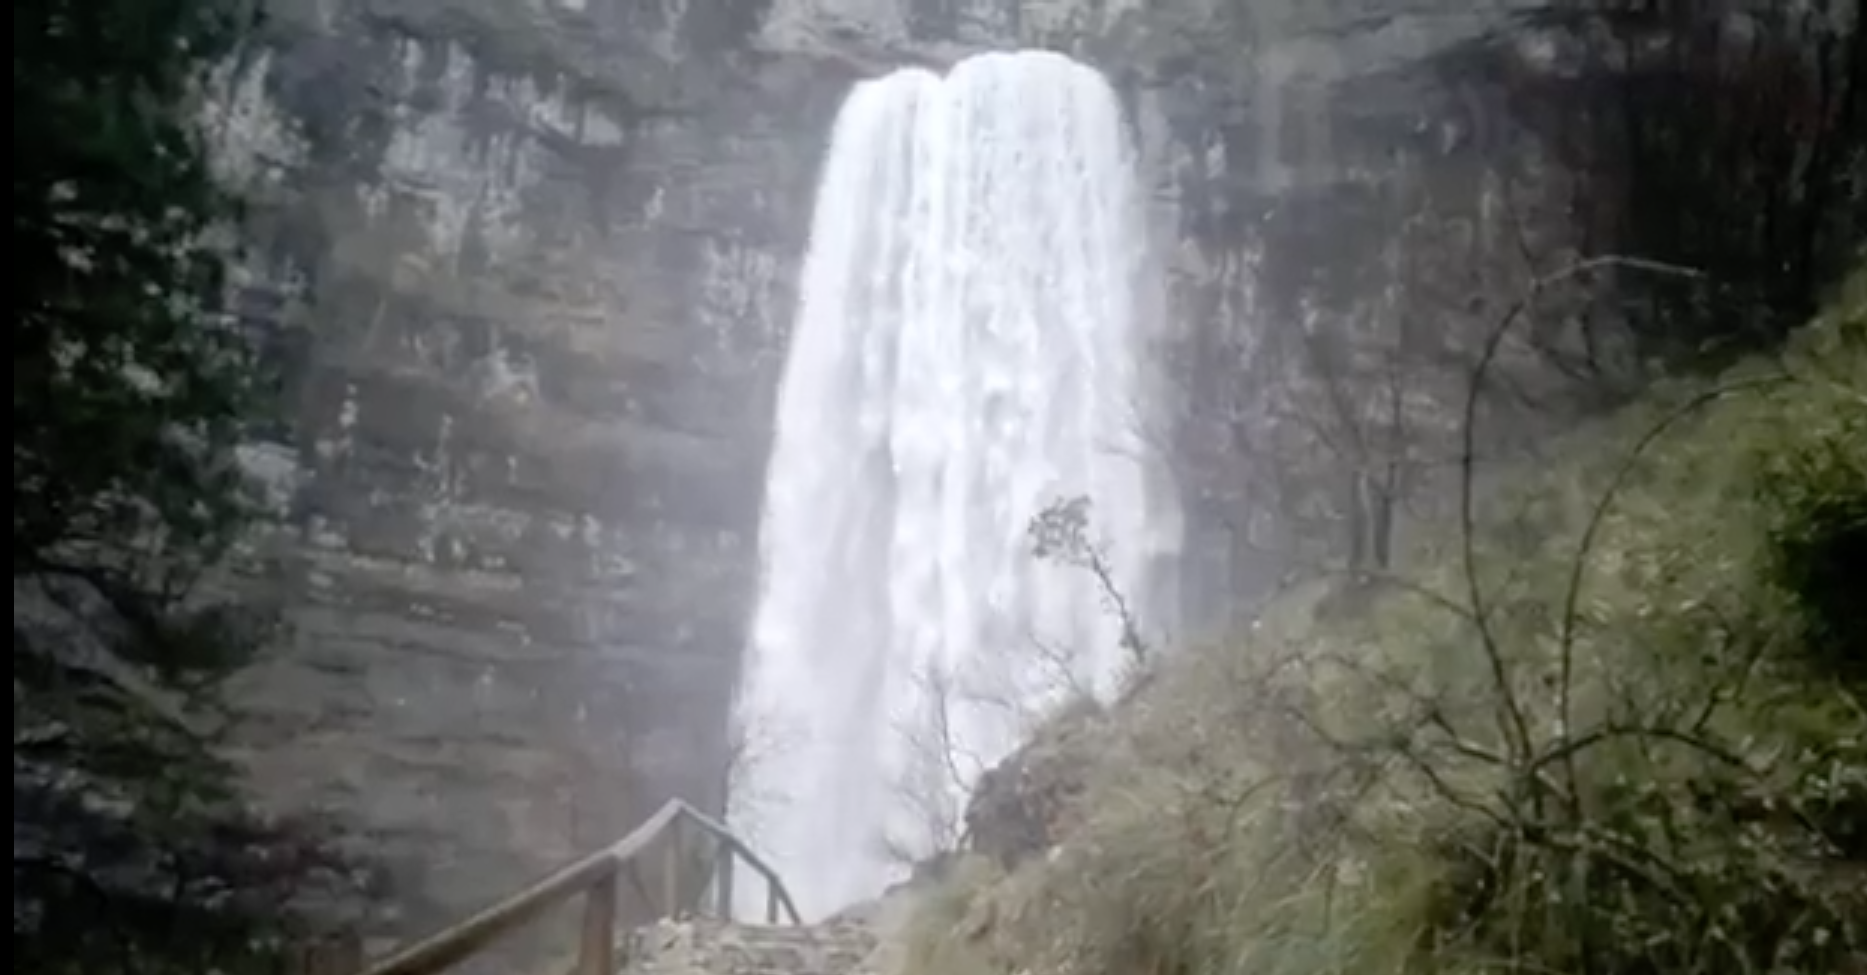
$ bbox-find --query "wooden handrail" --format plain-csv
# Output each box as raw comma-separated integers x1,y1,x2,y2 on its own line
355,799,803,975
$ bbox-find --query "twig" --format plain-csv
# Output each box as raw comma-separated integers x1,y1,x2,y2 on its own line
1461,255,1703,773
1686,610,1770,737
1459,285,1539,762
1308,650,1506,767
1526,723,1750,780
1550,371,1789,820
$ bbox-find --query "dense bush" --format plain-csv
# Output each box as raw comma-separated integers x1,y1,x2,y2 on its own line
1758,413,1867,689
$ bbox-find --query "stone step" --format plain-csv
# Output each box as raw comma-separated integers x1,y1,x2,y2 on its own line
620,918,880,975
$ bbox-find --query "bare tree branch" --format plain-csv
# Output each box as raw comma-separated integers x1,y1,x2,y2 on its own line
1459,255,1705,769
1552,373,1789,767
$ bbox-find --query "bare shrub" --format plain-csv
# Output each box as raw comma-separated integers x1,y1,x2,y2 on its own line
892,261,1867,975
879,659,984,867
722,700,800,851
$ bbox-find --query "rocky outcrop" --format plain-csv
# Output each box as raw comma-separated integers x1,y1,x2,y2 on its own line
210,0,1859,943
963,696,1107,869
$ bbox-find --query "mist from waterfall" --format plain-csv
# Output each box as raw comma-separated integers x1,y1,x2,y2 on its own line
732,50,1179,921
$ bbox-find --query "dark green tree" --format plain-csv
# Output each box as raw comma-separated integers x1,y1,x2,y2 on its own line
13,0,359,971
13,0,262,566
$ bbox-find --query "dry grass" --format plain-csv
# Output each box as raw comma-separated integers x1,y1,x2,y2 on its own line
892,269,1867,975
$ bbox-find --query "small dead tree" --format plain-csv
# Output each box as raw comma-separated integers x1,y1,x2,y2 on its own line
722,701,800,851
876,612,1118,871
1028,495,1150,674
878,658,989,868
871,492,1166,874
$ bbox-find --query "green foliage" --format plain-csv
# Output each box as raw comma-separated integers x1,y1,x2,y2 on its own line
12,0,360,970
14,0,268,571
1756,411,1867,688
899,274,1867,975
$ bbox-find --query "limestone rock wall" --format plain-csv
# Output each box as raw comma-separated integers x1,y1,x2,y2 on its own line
216,0,858,936
213,0,1858,941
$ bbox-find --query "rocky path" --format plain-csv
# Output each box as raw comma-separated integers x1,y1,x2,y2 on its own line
618,917,882,975
611,875,935,975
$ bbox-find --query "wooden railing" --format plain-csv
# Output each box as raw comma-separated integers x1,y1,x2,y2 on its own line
351,799,802,975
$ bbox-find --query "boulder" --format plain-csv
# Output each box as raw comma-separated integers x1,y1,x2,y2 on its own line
964,697,1107,869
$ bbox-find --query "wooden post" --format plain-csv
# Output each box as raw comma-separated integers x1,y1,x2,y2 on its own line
661,817,683,918
578,870,617,975
713,839,735,920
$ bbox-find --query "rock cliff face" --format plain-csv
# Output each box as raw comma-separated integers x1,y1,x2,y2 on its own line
215,0,855,936
214,0,1859,940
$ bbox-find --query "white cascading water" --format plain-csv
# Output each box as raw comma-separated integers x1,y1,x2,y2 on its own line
733,50,1179,921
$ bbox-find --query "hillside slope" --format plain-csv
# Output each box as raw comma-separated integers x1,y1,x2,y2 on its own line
898,268,1867,975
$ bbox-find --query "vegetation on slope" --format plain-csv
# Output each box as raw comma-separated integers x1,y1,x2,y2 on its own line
897,267,1866,975
14,0,360,971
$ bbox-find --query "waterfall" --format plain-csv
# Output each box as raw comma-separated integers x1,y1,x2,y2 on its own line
733,50,1179,921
